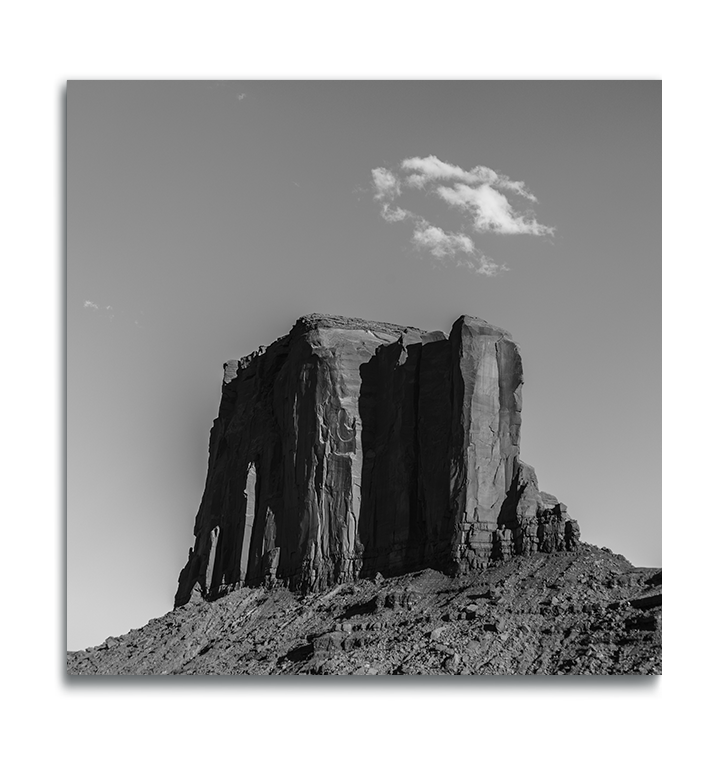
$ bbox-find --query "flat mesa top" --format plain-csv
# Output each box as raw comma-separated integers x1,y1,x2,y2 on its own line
293,313,427,337
226,314,513,376
293,313,511,341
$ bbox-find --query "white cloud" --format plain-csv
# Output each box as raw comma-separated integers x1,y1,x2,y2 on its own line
411,221,505,276
401,155,538,202
457,255,508,277
381,204,409,222
412,222,475,258
436,183,554,236
371,167,401,200
83,300,122,322
402,155,476,187
370,155,553,274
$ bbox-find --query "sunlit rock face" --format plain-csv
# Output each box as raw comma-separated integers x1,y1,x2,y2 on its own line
174,314,578,607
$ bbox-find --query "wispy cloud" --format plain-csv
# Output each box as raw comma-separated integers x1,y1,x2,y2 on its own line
411,219,505,276
458,255,508,277
370,155,553,274
436,183,552,236
83,300,127,323
411,221,474,258
401,155,539,202
84,299,114,320
380,204,409,223
372,167,401,200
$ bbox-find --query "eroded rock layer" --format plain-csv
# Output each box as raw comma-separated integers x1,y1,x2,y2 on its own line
175,314,579,607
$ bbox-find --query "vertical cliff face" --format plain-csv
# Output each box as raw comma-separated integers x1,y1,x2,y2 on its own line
174,314,579,607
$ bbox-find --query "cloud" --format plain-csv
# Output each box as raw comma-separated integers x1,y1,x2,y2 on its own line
411,220,505,277
83,300,121,322
411,221,474,258
402,155,538,201
380,204,409,222
371,167,401,200
436,183,553,236
237,93,246,101
402,155,475,187
370,155,553,273
458,255,508,277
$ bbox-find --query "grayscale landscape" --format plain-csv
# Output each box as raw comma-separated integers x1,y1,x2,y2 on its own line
68,81,660,676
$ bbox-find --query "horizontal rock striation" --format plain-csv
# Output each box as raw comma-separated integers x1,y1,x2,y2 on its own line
174,314,579,607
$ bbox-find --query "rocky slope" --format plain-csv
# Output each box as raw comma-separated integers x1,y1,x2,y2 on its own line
175,314,579,606
67,544,661,675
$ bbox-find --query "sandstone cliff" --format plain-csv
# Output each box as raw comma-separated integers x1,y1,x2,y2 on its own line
174,314,579,607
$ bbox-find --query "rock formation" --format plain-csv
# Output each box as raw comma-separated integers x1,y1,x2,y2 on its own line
174,314,580,607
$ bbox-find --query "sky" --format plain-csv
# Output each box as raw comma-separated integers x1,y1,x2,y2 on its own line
67,80,660,651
